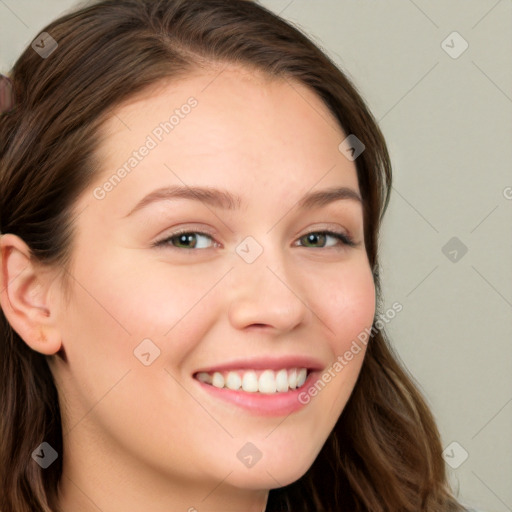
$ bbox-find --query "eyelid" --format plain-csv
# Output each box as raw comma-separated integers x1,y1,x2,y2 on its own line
152,223,217,241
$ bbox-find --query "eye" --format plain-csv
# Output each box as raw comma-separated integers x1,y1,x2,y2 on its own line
153,230,216,250
295,230,356,249
153,229,357,251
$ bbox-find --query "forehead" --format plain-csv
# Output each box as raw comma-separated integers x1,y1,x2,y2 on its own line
87,65,360,216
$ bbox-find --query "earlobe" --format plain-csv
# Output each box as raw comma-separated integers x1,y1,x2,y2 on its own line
0,233,63,355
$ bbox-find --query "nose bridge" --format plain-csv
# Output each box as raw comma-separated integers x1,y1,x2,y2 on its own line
227,234,309,331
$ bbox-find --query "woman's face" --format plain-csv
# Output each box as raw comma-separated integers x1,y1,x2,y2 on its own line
49,65,375,504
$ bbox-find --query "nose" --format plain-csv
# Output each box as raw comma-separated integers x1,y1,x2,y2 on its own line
227,242,309,333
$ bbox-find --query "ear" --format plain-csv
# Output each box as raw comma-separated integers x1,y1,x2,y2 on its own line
0,233,63,355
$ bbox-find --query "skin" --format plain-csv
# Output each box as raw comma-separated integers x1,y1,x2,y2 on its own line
0,65,375,512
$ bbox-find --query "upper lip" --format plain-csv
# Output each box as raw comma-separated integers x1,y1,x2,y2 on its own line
193,355,325,375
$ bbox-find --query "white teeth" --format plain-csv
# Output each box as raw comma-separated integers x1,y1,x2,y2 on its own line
242,371,259,392
288,368,297,389
297,368,307,387
275,369,289,392
196,367,310,393
212,372,225,388
196,372,212,384
258,369,277,394
225,372,242,391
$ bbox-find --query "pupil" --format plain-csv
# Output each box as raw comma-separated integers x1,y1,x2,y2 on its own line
179,234,194,247
307,233,323,246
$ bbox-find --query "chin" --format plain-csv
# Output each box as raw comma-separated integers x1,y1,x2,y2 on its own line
227,456,314,490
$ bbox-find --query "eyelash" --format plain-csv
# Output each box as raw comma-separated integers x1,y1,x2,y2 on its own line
153,228,357,251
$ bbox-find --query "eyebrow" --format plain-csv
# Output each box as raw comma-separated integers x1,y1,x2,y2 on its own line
123,184,362,218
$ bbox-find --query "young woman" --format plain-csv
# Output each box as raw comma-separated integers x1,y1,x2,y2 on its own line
0,0,473,510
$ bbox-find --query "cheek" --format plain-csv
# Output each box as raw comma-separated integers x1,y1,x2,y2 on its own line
67,246,214,343
56,253,219,470
298,258,375,421
312,259,376,349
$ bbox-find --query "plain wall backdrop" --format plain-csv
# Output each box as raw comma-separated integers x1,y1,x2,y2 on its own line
1,1,511,511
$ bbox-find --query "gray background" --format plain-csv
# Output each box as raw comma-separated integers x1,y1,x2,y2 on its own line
1,1,510,511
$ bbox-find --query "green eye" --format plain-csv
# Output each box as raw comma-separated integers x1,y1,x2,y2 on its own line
298,231,356,248
158,231,214,249
154,229,356,250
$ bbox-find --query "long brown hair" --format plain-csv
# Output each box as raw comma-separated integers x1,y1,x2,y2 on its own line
0,1,468,510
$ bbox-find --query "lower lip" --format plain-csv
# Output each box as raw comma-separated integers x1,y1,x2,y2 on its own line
193,371,319,416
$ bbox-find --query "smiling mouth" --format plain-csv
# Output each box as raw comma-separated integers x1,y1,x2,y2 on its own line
193,367,310,393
